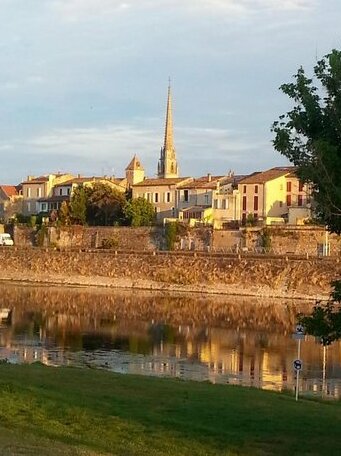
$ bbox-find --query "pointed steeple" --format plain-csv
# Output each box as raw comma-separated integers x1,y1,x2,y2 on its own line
164,83,174,154
158,81,179,178
125,154,144,171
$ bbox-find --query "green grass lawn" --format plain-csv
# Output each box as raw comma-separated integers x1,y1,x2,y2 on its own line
0,364,340,456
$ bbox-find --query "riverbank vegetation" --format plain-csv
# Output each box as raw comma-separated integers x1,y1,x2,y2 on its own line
0,364,340,456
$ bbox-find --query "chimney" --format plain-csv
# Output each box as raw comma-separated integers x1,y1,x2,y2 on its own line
207,173,212,182
27,175,34,182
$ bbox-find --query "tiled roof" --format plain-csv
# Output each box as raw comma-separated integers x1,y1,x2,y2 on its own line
125,155,144,171
21,176,49,184
178,175,224,190
238,167,295,184
133,177,192,187
181,205,211,212
56,177,125,187
0,185,19,198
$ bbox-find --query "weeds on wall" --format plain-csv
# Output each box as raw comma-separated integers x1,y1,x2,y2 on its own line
259,228,272,253
165,222,178,251
101,237,119,249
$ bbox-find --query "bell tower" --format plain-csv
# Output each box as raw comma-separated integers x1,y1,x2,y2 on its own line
157,82,179,179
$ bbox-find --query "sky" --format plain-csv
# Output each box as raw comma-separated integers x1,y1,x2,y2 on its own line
0,0,340,183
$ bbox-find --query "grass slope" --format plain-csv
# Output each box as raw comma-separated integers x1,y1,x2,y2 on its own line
0,364,340,455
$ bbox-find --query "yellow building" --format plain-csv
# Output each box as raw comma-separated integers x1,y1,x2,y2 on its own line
21,173,74,215
238,167,301,225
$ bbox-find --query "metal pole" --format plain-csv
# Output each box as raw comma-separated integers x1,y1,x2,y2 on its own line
295,338,301,401
322,345,327,397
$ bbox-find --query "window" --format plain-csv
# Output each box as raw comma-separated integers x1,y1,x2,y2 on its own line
184,190,189,202
41,203,47,212
67,188,71,196
154,193,159,203
36,188,41,197
59,188,63,196
286,181,292,192
204,194,209,205
213,199,218,209
242,196,247,211
147,193,151,202
255,185,258,194
286,195,291,207
243,185,247,194
166,192,171,203
27,202,31,212
298,195,303,206
253,196,258,211
279,201,283,207
222,199,226,210
299,181,304,192
27,188,31,198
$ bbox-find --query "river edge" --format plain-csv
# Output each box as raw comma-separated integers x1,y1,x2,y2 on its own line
0,273,328,301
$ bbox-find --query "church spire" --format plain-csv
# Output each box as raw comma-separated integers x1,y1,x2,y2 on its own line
163,81,174,153
158,81,179,178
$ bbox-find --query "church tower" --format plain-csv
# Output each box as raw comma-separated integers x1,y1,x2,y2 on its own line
125,155,145,187
157,83,179,179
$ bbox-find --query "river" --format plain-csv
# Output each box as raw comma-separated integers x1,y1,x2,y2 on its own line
0,283,340,399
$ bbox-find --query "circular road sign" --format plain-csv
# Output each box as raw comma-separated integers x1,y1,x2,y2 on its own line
293,359,303,371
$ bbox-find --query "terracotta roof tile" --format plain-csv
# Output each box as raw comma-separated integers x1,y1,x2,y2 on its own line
133,177,192,187
238,167,295,184
0,185,19,198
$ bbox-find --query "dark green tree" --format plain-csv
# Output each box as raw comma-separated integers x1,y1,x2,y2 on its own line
298,282,341,346
273,50,341,343
70,185,87,225
87,183,126,226
272,49,341,234
123,197,155,227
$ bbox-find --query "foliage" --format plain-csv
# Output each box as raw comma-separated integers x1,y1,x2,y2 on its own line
165,222,178,250
70,185,87,225
298,281,341,346
259,228,272,253
58,201,71,225
35,224,48,247
245,213,257,227
123,197,155,227
1,364,341,456
86,183,126,226
272,49,341,234
101,237,119,249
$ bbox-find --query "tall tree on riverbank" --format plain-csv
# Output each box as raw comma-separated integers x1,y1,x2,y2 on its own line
70,185,87,225
272,49,341,234
273,50,341,340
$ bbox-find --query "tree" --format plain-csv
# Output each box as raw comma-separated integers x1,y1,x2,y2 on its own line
273,50,341,343
272,49,341,234
86,183,126,226
58,201,71,225
70,185,87,225
123,197,155,227
298,282,341,346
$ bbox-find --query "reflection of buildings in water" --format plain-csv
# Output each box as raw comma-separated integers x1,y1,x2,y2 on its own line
0,283,341,398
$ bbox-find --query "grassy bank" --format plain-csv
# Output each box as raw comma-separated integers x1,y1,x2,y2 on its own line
0,364,340,456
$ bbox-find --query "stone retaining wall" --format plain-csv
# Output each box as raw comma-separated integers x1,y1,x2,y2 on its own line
0,248,339,299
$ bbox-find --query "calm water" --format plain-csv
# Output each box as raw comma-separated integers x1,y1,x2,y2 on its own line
0,283,340,399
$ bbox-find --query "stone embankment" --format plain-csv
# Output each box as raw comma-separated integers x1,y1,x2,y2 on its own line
0,248,339,299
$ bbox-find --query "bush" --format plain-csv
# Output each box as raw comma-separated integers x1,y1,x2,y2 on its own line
101,237,119,249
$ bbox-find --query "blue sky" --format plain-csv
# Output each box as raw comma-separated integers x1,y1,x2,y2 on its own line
0,0,340,183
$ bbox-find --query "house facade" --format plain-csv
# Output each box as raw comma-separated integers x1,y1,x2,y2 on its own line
21,174,74,215
132,177,193,221
0,185,23,221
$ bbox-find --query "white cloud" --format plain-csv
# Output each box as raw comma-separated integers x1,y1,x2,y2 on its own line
50,0,315,21
0,122,276,177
